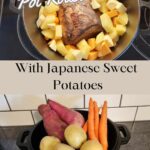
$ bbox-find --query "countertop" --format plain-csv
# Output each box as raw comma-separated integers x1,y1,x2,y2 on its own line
0,121,150,150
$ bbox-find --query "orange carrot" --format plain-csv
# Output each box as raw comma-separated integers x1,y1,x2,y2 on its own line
83,121,88,133
88,98,97,140
94,101,99,139
99,101,108,150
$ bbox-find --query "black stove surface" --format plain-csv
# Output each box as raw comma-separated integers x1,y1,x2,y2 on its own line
0,0,149,60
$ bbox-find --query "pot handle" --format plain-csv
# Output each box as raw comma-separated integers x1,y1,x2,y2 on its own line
139,0,150,36
140,0,150,9
9,0,21,14
16,129,31,150
117,124,131,145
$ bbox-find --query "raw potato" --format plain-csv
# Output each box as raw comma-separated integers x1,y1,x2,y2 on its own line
77,39,91,59
40,136,60,150
64,124,87,149
80,140,103,150
100,14,114,33
48,100,85,127
54,143,75,150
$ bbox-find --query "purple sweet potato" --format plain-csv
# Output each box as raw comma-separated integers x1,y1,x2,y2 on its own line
48,100,85,127
38,104,67,141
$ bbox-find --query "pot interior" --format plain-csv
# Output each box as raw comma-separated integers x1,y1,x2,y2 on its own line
23,0,140,60
30,110,120,150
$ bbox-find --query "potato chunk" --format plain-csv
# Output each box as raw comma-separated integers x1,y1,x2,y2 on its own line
41,29,55,39
117,13,129,25
56,40,68,56
100,13,114,33
77,39,91,59
116,24,127,36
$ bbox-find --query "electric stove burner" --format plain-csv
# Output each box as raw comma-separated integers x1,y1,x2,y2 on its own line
132,3,150,59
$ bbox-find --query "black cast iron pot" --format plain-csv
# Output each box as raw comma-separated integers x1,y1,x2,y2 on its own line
17,110,130,150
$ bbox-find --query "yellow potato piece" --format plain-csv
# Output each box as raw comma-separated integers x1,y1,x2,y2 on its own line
117,13,129,26
55,25,62,40
116,24,127,36
66,45,77,51
44,2,59,14
39,6,45,16
41,15,56,30
65,50,82,60
96,32,104,45
88,51,98,60
48,39,57,51
99,1,108,13
42,29,55,39
88,38,96,50
36,15,45,28
56,40,68,56
77,39,91,59
100,13,114,33
96,42,112,57
103,35,114,47
91,0,101,9
107,9,119,18
109,28,119,43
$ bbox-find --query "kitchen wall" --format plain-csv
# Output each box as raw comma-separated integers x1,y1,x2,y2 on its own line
0,94,150,126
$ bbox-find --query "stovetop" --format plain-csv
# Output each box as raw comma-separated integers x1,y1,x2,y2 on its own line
0,0,150,60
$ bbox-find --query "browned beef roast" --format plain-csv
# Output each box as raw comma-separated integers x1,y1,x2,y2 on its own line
58,0,102,45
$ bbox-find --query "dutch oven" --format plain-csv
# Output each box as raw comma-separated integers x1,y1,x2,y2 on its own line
16,110,131,150
9,0,150,60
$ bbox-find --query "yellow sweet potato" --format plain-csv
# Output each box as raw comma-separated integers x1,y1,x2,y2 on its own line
56,40,68,56
88,51,98,60
97,42,112,57
88,38,96,50
107,9,119,18
100,13,114,33
77,39,91,59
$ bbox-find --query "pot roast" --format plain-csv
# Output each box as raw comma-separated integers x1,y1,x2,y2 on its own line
58,0,102,45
